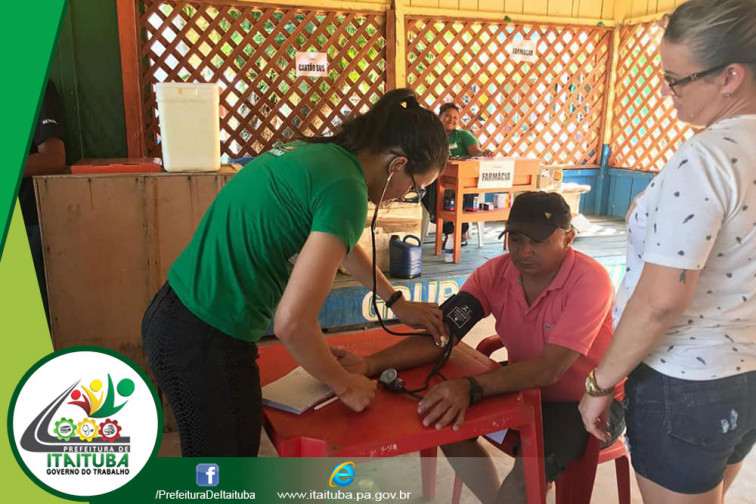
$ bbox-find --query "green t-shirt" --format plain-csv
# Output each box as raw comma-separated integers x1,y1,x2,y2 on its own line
168,142,368,342
448,129,478,157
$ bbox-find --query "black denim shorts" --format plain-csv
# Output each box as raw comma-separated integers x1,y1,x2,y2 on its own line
625,363,756,494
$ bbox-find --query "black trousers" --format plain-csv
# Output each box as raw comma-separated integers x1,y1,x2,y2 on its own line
26,223,49,327
142,282,262,457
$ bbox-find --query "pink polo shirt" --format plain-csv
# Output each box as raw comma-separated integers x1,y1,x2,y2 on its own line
462,248,615,402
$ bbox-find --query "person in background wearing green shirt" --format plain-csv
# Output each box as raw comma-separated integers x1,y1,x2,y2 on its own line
439,103,493,158
423,102,493,245
141,89,449,457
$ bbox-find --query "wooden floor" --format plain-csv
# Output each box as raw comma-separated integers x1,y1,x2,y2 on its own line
333,216,628,289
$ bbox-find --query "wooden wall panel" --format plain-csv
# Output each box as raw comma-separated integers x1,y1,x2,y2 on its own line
407,18,611,165
438,0,459,9
580,0,606,19
404,0,610,19
505,0,525,15
549,1,575,17
458,0,479,11
36,177,149,364
150,175,233,283
606,168,654,217
563,168,601,214
657,0,679,12
524,0,549,16
625,0,680,18
36,172,234,432
478,0,504,13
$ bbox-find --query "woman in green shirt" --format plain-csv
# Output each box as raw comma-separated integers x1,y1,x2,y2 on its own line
141,89,449,456
438,103,493,158
423,103,493,242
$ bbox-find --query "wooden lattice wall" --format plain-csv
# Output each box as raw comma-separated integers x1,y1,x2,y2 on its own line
405,18,612,166
135,0,387,158
609,21,694,171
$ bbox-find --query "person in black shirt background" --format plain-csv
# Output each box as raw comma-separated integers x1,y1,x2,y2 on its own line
20,79,66,324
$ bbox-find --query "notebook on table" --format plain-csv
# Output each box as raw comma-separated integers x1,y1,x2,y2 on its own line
262,366,334,414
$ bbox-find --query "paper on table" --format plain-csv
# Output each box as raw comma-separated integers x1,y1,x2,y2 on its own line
262,366,334,414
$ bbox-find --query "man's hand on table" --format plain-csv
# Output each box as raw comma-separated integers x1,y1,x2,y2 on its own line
417,379,471,430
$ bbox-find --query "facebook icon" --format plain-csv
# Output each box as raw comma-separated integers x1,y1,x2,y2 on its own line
196,463,219,487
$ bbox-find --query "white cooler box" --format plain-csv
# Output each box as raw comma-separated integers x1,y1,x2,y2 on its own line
155,82,221,172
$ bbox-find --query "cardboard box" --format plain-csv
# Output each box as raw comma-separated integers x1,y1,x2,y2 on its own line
538,167,563,189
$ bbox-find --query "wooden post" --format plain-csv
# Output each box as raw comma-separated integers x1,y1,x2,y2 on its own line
116,0,145,158
599,27,620,147
386,4,396,91
393,0,407,89
595,27,621,215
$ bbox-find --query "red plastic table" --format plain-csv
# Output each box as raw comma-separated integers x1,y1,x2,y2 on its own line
258,327,546,504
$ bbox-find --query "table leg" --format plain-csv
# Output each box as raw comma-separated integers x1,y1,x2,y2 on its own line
453,224,462,263
518,389,546,504
277,436,328,457
435,180,445,256
419,447,437,500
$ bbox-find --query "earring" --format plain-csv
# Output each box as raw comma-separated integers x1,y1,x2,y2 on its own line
724,92,732,98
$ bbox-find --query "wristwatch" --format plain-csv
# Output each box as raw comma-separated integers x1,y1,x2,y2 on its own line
463,376,484,405
585,369,614,397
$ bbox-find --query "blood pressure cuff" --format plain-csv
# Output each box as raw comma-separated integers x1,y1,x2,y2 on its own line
440,291,485,342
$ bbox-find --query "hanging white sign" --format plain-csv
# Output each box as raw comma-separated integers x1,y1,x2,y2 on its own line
508,39,538,63
478,159,515,189
295,52,328,77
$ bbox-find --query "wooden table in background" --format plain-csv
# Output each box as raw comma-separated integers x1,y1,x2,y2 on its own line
435,158,540,263
258,326,546,504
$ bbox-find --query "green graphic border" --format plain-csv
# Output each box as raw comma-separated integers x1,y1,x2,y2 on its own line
0,0,68,260
7,345,164,501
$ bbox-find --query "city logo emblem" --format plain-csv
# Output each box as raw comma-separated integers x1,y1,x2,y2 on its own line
9,347,161,498
196,463,219,487
329,461,355,487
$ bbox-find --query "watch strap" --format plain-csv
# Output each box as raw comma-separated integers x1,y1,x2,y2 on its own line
385,291,403,309
586,369,614,397
463,376,484,405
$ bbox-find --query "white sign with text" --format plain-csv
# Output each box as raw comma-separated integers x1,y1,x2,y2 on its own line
296,52,328,77
478,159,515,189
508,39,538,63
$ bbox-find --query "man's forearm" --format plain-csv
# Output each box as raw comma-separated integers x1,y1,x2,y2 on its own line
25,152,66,177
25,137,66,177
364,337,445,376
475,359,558,398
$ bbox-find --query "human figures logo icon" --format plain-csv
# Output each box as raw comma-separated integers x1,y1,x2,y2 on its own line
196,463,219,487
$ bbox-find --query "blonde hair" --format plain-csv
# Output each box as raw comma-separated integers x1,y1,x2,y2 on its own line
664,0,756,76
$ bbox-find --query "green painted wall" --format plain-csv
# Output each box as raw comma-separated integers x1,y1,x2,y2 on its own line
49,0,127,165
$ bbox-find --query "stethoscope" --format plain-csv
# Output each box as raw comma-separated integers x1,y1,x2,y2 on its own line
368,168,453,398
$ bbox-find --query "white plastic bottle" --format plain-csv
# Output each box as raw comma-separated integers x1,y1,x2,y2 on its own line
444,235,454,263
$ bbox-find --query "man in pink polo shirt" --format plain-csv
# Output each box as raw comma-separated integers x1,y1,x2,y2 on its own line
332,192,623,503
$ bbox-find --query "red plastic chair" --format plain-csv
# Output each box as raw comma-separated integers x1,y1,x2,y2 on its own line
451,335,631,504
